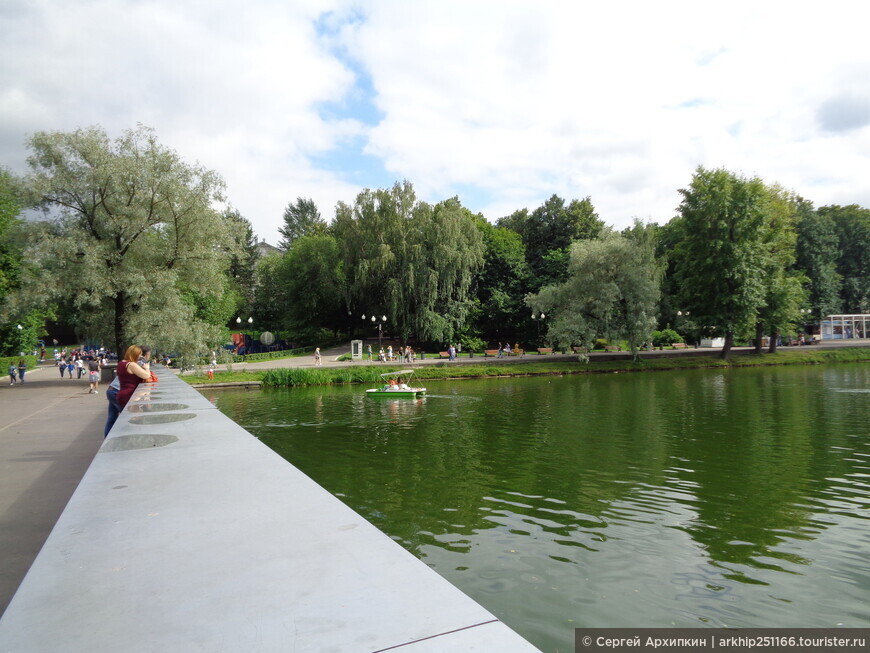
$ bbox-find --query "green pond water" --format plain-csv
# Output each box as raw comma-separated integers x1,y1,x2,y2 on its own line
206,363,870,652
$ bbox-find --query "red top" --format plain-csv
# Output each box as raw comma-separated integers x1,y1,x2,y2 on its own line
116,360,145,409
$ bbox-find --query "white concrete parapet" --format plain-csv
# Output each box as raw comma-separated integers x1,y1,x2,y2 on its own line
0,370,539,652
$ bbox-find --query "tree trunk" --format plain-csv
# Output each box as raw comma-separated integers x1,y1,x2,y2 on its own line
113,292,126,356
754,322,764,354
768,328,779,354
720,331,734,360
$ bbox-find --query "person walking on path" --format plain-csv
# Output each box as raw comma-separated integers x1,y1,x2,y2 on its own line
8,362,16,385
314,347,322,366
87,358,101,394
75,357,85,379
17,359,27,384
59,359,65,378
66,359,74,379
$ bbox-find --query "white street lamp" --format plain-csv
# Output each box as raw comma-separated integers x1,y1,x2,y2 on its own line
363,313,387,350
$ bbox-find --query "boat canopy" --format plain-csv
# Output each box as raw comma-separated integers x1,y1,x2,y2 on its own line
379,369,416,378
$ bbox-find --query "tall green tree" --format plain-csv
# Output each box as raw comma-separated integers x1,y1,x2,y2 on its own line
250,252,288,334
0,169,40,355
471,216,532,345
820,204,870,313
333,182,484,343
527,228,661,359
670,167,768,359
277,233,346,339
21,125,236,357
278,197,325,250
223,207,259,314
753,185,805,353
0,169,21,303
497,194,604,287
795,199,841,322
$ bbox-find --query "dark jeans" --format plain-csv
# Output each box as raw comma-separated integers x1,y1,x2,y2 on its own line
104,387,121,437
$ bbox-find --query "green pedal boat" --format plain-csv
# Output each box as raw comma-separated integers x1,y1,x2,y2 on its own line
366,369,427,398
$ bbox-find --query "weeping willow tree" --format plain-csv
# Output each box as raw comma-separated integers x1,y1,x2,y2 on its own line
333,181,484,343
20,125,237,357
527,227,662,359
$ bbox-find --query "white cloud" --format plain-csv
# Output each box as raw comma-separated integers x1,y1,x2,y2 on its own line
344,0,870,221
1,0,870,241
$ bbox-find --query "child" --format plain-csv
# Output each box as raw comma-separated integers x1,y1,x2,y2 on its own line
87,359,101,394
8,363,16,385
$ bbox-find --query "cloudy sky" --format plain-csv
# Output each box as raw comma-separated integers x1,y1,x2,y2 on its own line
2,0,869,243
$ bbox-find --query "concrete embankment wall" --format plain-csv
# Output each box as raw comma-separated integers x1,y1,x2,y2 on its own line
0,370,538,652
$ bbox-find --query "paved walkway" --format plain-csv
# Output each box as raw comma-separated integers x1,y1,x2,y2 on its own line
220,339,870,373
0,364,106,616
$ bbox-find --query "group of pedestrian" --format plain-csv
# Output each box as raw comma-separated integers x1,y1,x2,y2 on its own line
7,359,27,385
54,348,110,394
369,344,416,363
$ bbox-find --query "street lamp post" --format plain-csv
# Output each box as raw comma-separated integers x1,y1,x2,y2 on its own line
531,312,546,343
235,317,253,353
16,324,23,356
677,310,692,346
362,314,387,352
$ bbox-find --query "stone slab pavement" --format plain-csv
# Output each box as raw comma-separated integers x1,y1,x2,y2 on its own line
0,363,106,616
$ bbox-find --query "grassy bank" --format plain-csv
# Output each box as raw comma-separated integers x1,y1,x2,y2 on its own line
181,347,870,388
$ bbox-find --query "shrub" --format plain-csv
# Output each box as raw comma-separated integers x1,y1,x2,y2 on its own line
651,329,682,347
459,336,486,353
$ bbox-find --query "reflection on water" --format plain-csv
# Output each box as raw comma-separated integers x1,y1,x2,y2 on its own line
209,364,870,652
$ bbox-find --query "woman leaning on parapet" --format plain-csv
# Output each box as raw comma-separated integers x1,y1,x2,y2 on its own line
104,345,152,437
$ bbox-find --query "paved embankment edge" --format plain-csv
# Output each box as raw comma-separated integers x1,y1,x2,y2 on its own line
0,369,539,652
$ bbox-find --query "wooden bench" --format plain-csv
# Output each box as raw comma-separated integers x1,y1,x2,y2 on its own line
509,349,524,356
438,351,450,359
603,345,621,352
537,347,553,355
484,350,500,357
572,346,588,354
671,342,689,349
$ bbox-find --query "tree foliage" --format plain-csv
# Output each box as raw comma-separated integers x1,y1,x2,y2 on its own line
670,167,768,358
754,185,806,352
0,169,23,311
333,182,484,343
279,197,326,250
795,200,841,321
527,228,661,359
821,204,870,313
498,194,604,287
21,125,236,356
471,216,531,343
224,207,259,314
279,233,346,338
6,121,870,357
